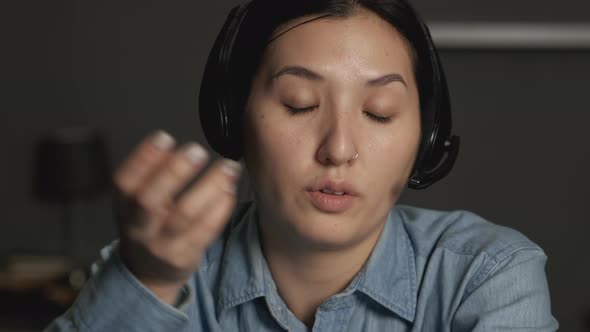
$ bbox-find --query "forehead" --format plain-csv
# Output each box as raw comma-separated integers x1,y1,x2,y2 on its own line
259,7,415,85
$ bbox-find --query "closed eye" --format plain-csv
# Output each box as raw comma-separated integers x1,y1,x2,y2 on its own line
363,111,392,124
284,104,318,114
285,104,393,124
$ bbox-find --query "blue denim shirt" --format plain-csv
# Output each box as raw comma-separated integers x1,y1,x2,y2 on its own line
46,202,558,331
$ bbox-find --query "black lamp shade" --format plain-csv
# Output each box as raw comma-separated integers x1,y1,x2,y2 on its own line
33,127,111,203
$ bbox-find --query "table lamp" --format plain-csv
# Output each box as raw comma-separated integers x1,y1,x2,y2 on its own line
32,127,111,257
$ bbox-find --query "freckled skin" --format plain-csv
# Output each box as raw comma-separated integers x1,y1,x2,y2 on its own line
243,7,421,252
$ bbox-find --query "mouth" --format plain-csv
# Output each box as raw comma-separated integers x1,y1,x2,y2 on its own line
306,179,360,197
318,188,346,196
305,179,359,213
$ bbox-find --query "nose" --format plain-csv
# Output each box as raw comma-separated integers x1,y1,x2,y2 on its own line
316,112,358,167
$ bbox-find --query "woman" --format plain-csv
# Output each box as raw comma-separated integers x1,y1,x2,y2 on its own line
47,0,558,331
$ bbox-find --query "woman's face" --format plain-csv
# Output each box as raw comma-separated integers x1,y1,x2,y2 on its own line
243,7,421,250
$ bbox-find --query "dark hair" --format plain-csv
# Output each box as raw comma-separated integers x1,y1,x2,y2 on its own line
228,0,438,148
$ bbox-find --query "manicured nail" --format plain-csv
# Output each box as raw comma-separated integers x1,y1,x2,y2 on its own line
151,130,175,150
222,183,237,195
221,159,242,178
183,143,207,164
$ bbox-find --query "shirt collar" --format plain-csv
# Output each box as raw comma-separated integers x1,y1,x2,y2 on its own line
216,202,417,324
354,206,417,322
216,202,292,328
216,201,266,314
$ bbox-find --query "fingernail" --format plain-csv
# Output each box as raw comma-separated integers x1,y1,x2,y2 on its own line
222,183,237,195
183,143,207,164
151,130,175,150
221,159,242,178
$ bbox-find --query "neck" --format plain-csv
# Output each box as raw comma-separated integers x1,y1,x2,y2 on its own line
258,214,385,328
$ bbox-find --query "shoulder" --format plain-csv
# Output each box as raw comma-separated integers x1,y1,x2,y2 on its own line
394,204,545,264
394,204,555,322
393,205,559,329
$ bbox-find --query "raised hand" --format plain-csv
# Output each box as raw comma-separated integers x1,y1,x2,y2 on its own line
112,131,241,304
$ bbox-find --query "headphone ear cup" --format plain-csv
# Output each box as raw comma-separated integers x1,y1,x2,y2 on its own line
423,67,452,171
198,4,250,160
409,135,460,189
407,14,460,189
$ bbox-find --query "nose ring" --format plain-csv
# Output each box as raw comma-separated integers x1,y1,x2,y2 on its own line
352,153,359,160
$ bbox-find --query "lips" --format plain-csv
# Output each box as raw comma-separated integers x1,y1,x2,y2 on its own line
320,188,345,195
305,179,359,213
306,179,360,197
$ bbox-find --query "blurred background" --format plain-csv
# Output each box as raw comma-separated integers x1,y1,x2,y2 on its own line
2,0,589,330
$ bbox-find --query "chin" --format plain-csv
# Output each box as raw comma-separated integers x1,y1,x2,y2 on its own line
280,205,375,251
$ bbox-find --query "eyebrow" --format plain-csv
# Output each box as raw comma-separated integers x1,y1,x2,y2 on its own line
271,65,407,87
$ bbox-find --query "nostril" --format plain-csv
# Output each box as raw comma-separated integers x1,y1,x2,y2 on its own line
316,149,358,166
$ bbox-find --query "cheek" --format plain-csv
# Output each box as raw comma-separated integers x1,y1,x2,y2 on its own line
246,109,306,186
368,114,421,192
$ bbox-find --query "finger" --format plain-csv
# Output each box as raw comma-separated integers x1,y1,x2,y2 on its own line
177,159,241,217
163,159,241,235
113,130,176,196
136,142,209,216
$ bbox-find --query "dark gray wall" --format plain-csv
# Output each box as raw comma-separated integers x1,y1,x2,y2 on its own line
412,0,590,22
4,0,590,330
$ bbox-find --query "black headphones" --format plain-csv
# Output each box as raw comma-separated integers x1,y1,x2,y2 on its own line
199,1,460,190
